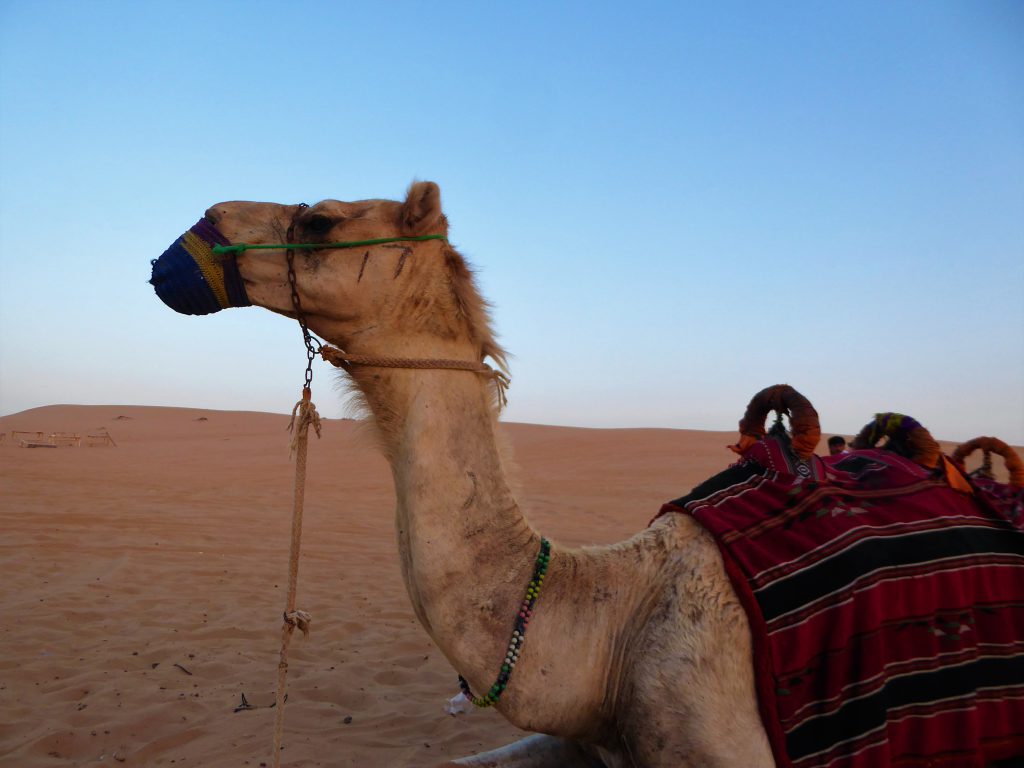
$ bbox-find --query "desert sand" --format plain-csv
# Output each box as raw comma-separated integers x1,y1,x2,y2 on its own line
0,405,1016,767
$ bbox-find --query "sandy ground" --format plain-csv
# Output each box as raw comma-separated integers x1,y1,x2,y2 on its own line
0,405,1018,767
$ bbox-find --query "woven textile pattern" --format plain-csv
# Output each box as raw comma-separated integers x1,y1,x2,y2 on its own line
150,219,250,316
657,437,1024,768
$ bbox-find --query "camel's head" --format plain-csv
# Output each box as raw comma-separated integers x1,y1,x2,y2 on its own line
153,182,504,367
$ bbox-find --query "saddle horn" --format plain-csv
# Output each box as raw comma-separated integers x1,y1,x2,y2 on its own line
951,436,1024,487
732,384,821,460
851,413,941,468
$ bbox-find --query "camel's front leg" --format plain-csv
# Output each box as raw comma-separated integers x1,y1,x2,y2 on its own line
436,734,608,768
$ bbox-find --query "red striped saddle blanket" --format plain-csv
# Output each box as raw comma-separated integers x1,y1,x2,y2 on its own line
656,437,1024,768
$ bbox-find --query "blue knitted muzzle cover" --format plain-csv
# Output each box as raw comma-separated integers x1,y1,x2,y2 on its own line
150,219,251,315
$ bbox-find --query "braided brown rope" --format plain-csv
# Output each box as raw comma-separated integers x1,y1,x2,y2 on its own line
850,413,941,469
320,345,510,408
272,389,320,768
733,384,821,459
952,436,1024,486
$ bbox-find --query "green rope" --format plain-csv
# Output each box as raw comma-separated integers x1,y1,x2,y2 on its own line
212,234,447,256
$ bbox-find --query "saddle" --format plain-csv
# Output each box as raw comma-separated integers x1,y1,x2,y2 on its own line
656,386,1024,768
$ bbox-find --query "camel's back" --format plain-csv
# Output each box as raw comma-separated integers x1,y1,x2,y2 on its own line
658,437,1024,768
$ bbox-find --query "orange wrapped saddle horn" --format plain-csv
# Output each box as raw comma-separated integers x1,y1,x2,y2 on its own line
952,436,1024,487
731,384,821,460
850,413,942,469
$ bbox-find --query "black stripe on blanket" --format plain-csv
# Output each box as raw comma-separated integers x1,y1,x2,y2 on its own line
756,525,1024,622
786,653,1024,761
669,461,766,508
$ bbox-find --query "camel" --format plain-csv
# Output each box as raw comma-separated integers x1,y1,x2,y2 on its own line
187,183,1022,767
198,182,770,766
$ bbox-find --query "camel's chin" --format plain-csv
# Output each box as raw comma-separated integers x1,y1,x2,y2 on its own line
255,305,351,349
260,304,299,321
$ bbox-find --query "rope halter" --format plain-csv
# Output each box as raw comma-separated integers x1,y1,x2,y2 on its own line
320,346,510,409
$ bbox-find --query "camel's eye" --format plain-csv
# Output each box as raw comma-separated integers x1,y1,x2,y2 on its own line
304,213,334,233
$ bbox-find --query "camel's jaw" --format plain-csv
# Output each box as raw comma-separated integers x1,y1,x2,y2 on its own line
150,219,252,316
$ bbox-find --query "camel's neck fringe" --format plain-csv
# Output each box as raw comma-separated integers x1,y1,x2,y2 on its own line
441,245,509,377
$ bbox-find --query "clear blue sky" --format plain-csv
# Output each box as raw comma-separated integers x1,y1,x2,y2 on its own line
2,1,1022,443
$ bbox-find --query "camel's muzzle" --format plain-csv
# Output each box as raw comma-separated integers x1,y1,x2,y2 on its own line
149,219,251,315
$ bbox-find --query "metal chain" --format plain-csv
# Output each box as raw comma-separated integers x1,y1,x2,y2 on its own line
284,203,322,390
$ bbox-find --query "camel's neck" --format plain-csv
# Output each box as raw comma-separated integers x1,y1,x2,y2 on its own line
350,356,540,692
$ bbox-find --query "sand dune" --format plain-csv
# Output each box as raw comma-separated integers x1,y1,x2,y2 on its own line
0,405,1017,767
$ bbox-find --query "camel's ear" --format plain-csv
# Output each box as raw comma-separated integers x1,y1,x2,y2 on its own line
399,181,445,235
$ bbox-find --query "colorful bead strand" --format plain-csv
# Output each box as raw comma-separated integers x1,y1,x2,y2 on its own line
458,537,551,707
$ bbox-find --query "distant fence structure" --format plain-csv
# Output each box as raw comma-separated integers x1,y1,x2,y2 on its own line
12,430,47,447
7,428,116,448
50,432,82,448
85,428,117,447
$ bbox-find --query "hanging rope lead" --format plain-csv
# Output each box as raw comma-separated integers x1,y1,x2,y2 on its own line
272,387,321,767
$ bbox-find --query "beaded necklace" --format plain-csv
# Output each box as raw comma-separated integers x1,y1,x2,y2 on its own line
458,537,551,707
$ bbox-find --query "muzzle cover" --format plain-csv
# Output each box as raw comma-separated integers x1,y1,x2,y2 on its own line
150,219,251,315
